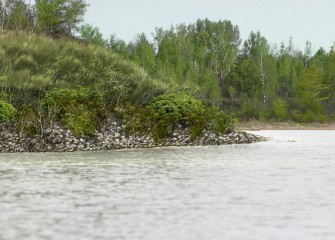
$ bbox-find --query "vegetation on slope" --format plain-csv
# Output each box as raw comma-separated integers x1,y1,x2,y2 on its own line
0,31,235,137
1,0,334,140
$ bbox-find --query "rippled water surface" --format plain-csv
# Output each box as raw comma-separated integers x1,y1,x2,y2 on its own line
1,130,335,240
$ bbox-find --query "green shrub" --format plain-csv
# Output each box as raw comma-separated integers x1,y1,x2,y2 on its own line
14,104,40,136
43,88,105,137
205,107,236,134
271,99,288,121
117,93,236,140
147,94,206,139
62,106,96,137
0,100,17,123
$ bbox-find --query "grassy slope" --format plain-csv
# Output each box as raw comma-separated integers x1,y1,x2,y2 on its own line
0,31,237,138
0,30,169,107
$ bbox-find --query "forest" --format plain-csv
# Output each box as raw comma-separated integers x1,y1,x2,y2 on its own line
105,23,335,123
0,0,335,138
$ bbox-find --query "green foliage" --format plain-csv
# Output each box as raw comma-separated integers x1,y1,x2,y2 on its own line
0,31,168,107
298,65,327,111
148,94,206,138
0,100,16,123
14,104,41,136
203,107,236,134
62,106,96,137
79,24,106,46
43,88,104,137
2,14,335,133
271,99,289,121
129,33,155,71
35,0,87,36
117,94,236,140
4,0,34,31
239,100,259,120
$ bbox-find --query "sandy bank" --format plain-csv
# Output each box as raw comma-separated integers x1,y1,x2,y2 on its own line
236,120,335,131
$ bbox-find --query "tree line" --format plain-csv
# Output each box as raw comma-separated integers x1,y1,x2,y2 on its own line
90,19,335,122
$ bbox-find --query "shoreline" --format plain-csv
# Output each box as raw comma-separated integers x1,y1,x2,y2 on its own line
236,120,335,131
0,121,265,153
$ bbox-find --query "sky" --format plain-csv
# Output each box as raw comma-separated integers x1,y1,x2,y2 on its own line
84,0,335,52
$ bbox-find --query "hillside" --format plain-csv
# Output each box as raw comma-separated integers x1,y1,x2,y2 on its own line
0,31,168,106
0,31,235,139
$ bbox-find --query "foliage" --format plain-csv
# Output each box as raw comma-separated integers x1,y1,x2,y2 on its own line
35,0,88,36
43,88,104,136
14,104,42,136
0,31,168,107
2,14,335,136
115,20,335,123
79,23,106,46
0,100,16,123
147,94,206,138
62,105,96,137
117,94,236,140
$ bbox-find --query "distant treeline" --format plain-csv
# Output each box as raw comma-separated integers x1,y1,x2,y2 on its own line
102,20,335,122
1,0,335,122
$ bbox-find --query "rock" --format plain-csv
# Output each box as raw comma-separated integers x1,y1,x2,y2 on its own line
0,120,265,153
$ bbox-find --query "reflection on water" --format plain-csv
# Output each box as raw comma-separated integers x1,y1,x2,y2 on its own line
1,130,335,240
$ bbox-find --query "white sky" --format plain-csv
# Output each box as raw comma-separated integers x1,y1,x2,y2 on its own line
84,0,335,52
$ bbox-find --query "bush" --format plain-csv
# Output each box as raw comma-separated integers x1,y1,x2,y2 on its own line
43,88,105,137
62,106,97,137
117,93,236,140
205,107,236,134
14,104,41,136
0,100,16,123
147,94,206,139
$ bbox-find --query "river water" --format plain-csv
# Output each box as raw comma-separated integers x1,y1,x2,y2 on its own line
1,130,335,240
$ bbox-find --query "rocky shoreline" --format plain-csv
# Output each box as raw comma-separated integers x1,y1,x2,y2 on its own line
0,120,266,153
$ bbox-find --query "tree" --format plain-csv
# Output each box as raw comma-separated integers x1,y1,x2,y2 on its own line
108,34,129,59
204,19,241,98
235,31,279,107
5,0,34,31
154,28,185,83
129,33,155,71
297,65,328,121
323,47,335,115
35,0,87,36
0,0,6,29
79,23,106,46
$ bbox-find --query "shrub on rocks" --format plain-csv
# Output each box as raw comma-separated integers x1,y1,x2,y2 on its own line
43,88,106,137
0,100,16,123
117,93,236,140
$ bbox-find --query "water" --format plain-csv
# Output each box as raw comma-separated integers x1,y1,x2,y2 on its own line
1,130,335,240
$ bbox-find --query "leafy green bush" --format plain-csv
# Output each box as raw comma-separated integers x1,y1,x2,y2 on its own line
117,93,236,140
43,88,105,137
0,100,17,123
62,106,97,137
147,94,206,139
205,107,236,134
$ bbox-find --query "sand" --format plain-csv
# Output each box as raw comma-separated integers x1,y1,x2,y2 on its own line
236,120,335,131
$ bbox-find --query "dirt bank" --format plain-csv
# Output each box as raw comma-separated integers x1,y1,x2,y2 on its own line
236,120,335,131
